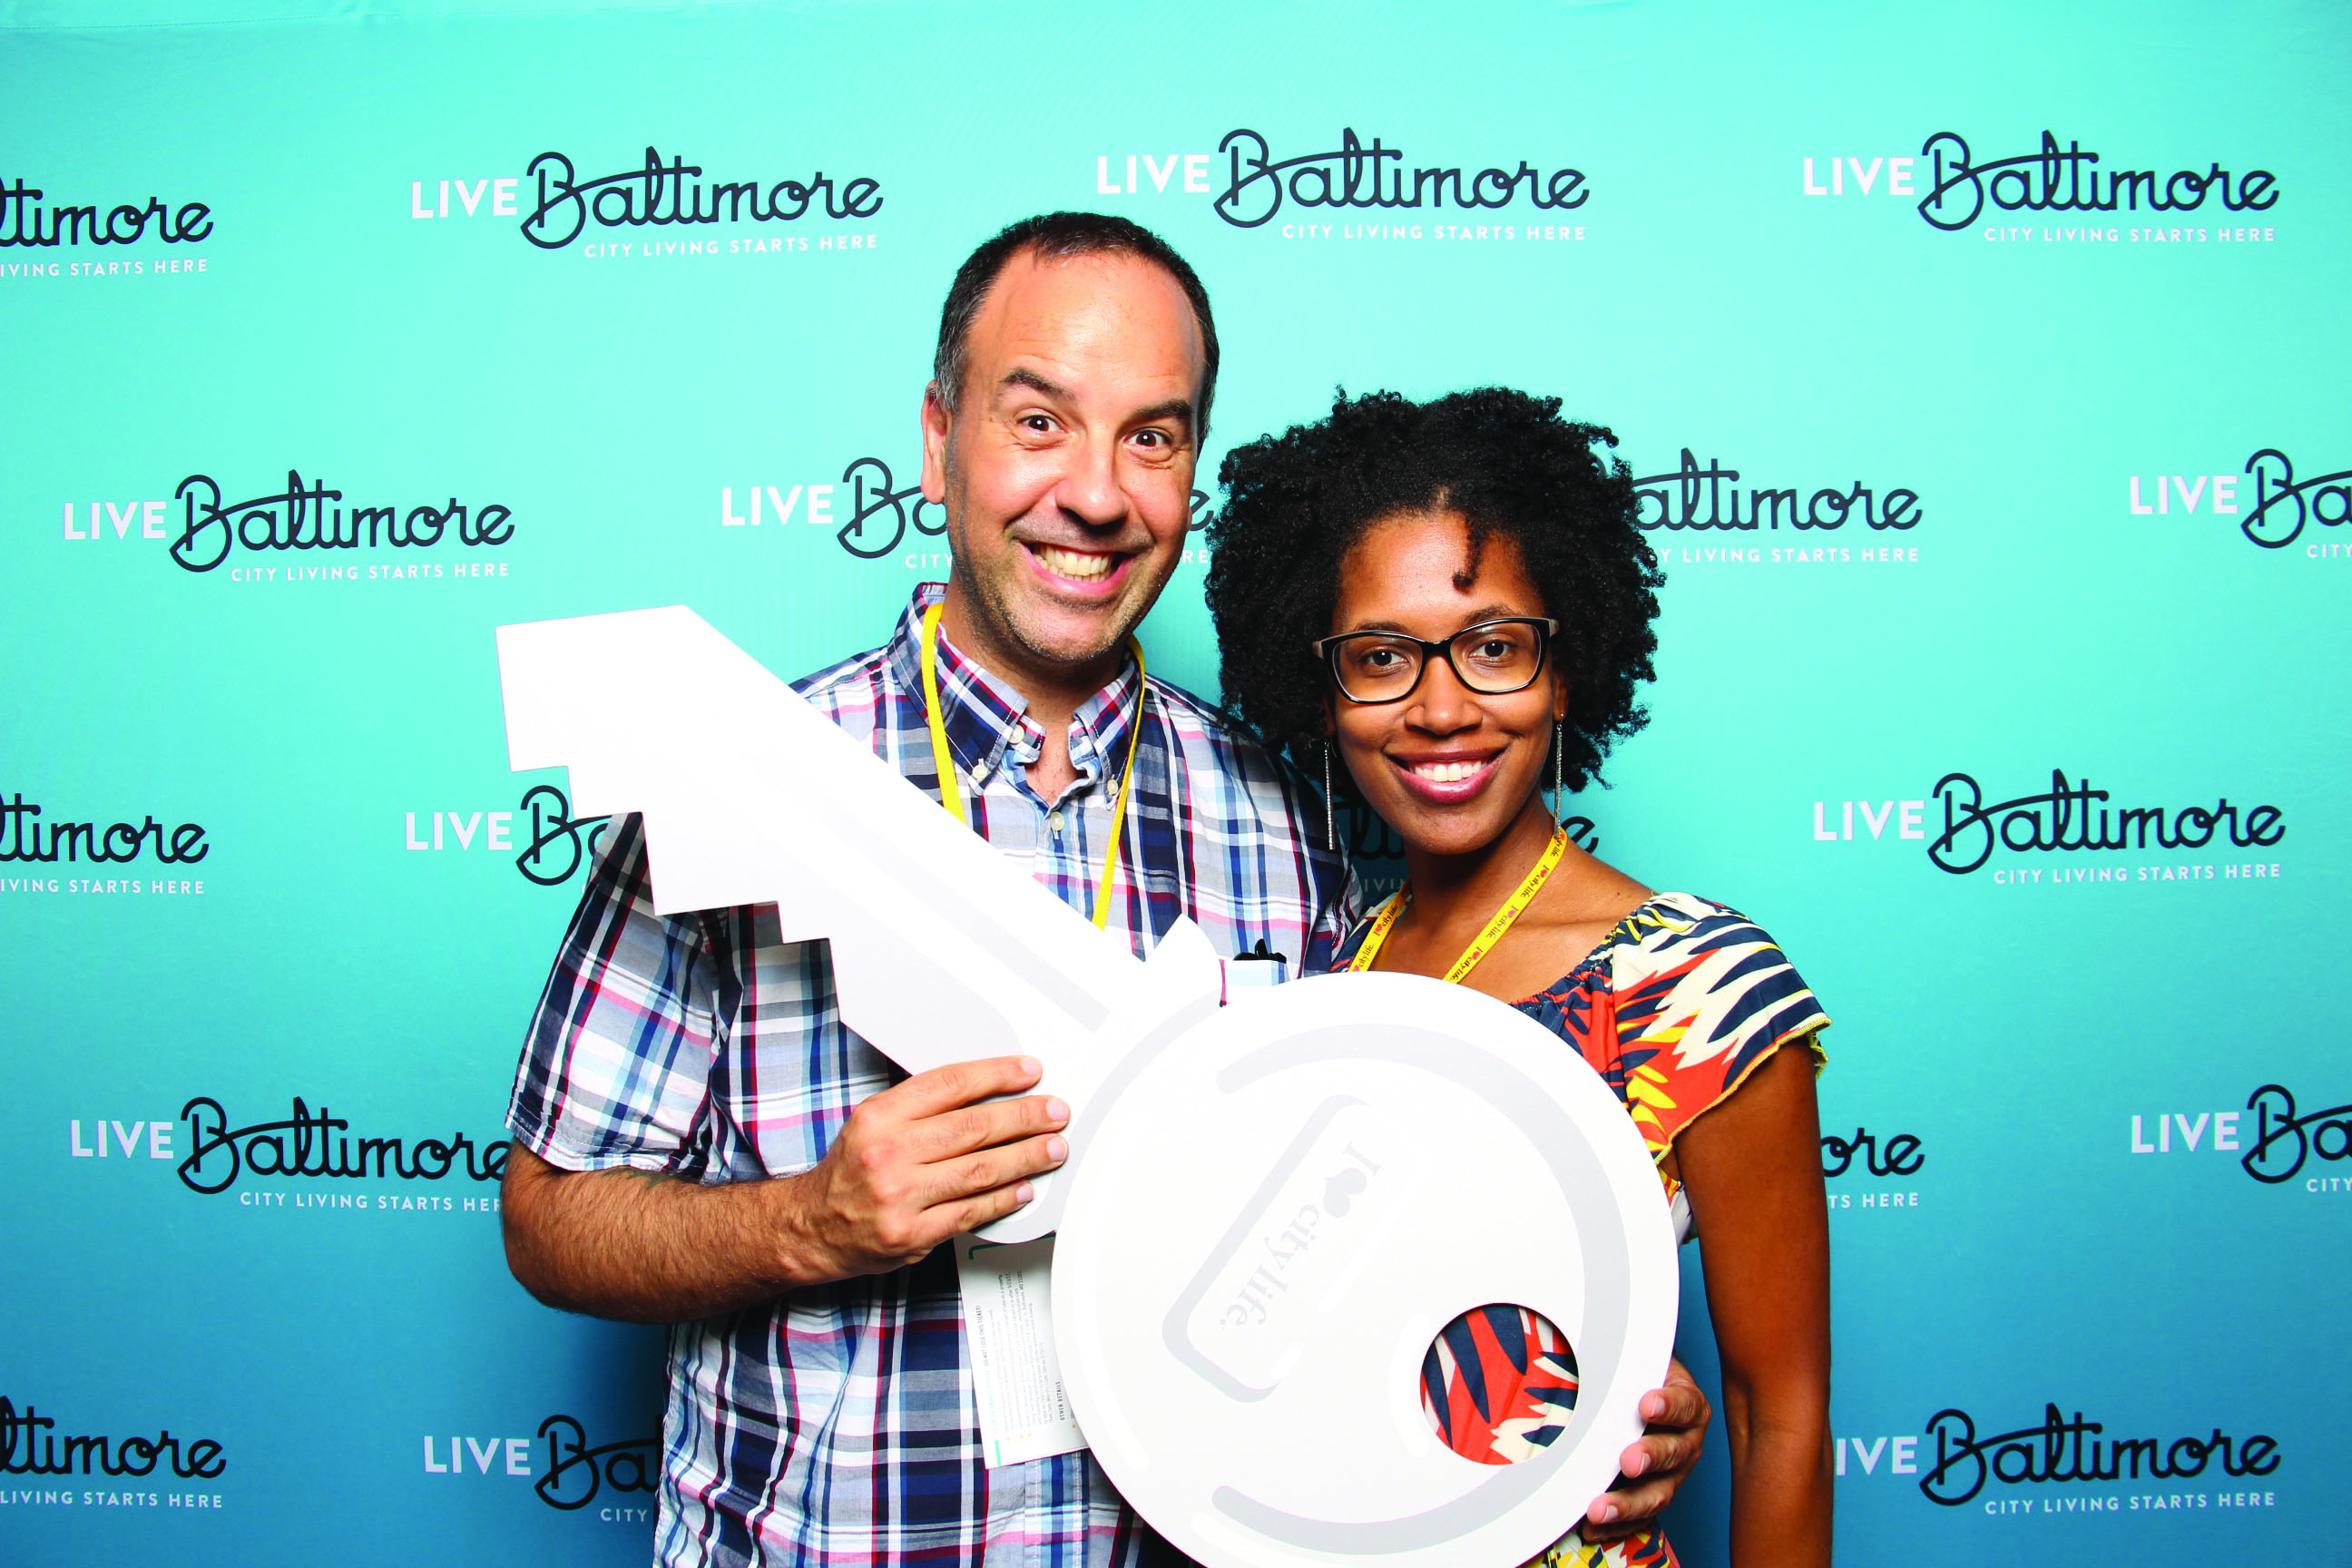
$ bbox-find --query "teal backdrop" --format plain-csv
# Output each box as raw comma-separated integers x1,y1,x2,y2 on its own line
4,1,2347,1563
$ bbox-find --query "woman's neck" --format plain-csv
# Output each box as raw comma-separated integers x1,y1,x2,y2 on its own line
1399,793,1562,926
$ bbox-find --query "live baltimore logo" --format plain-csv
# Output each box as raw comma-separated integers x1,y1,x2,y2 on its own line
1913,131,2278,230
519,145,882,250
1210,128,1587,229
1926,769,2283,875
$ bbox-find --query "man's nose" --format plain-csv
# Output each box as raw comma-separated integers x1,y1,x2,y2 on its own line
1053,431,1127,528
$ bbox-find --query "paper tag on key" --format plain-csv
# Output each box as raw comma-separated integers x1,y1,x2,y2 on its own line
955,1234,1088,1467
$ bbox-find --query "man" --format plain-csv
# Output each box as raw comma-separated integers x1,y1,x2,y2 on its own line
500,211,1704,1566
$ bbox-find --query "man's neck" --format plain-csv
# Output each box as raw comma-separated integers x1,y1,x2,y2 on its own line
935,583,1127,803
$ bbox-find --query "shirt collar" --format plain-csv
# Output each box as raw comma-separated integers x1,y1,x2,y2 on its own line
887,583,1145,794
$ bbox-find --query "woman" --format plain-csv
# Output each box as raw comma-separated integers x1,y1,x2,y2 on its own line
1205,388,1832,1567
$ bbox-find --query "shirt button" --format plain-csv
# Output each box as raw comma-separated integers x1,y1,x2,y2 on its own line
1048,812,1064,834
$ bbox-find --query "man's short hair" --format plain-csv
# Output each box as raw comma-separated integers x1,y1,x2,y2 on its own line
931,211,1220,439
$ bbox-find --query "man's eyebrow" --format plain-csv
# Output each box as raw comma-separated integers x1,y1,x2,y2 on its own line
996,367,1072,402
1129,397,1195,432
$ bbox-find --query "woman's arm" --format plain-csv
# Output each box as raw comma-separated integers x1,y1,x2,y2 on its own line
1671,1043,1834,1566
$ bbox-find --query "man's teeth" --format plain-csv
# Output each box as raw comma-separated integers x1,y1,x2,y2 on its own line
1038,545,1116,582
1411,760,1486,784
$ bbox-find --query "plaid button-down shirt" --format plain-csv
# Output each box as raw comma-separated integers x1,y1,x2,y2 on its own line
510,584,1356,1568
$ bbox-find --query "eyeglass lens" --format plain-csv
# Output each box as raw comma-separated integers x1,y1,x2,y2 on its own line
1330,622,1545,701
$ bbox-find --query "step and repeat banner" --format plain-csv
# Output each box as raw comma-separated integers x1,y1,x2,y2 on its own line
3,0,2345,1563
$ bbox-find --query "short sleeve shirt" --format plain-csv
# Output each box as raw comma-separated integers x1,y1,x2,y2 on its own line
508,584,1356,1568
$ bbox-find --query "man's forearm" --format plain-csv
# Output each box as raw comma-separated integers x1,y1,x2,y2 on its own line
502,1144,828,1323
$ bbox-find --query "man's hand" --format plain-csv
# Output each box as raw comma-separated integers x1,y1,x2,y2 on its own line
1582,1358,1711,1543
780,1054,1071,1279
503,1054,1069,1323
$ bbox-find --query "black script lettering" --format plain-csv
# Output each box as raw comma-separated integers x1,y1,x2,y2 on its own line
1820,1126,1925,1178
0,181,213,250
1215,127,1584,230
0,1398,224,1480
1929,769,2284,875
2241,448,2352,550
0,796,204,867
1632,450,1920,532
170,470,514,573
1918,132,2278,232
534,1414,659,1511
175,1095,507,1195
1921,1402,2279,1504
835,456,946,560
2241,1084,2352,1184
523,147,882,250
515,784,610,887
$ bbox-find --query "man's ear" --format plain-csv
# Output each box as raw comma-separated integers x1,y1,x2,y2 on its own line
919,382,952,505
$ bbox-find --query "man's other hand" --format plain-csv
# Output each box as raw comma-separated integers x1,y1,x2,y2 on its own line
1582,1357,1711,1542
783,1054,1070,1279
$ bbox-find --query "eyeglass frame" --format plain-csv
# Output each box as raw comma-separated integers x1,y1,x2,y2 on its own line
1308,616,1561,705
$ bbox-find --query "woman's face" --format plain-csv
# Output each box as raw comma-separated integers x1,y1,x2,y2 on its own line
1326,510,1565,860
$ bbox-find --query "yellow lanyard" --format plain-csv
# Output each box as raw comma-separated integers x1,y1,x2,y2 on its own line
1346,826,1570,983
920,602,1145,932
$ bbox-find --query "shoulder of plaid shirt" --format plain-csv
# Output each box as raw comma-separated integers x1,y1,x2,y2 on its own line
506,583,1358,1568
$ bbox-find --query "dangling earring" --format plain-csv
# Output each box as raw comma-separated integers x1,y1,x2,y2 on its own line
1552,720,1564,821
1322,740,1337,853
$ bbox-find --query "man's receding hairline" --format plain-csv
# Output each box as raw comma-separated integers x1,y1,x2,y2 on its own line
941,240,1210,416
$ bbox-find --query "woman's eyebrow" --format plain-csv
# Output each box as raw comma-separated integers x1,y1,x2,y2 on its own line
1337,605,1524,634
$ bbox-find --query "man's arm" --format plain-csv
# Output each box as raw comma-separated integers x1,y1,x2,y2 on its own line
503,1055,1071,1323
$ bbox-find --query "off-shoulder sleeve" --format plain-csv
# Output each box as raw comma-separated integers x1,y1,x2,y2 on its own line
1601,892,1829,1161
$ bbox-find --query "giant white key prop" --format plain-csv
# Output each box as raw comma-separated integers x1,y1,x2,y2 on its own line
496,607,1678,1568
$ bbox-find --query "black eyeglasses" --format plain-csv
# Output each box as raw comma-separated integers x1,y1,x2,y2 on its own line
1309,617,1558,705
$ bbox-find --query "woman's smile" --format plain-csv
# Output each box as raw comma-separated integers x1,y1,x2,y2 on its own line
1390,750,1504,803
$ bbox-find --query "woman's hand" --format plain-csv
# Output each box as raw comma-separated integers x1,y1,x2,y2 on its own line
1582,1357,1712,1543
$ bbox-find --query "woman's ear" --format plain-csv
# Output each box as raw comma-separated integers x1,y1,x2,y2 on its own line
1552,670,1571,724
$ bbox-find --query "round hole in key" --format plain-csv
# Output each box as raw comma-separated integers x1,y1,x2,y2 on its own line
1420,1304,1579,1465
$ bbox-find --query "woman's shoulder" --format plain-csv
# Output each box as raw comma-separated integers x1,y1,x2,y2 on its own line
1601,890,1829,1070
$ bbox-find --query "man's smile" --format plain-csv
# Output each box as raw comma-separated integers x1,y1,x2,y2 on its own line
1025,542,1131,589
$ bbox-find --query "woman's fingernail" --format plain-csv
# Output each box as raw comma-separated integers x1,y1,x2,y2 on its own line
1625,1452,1647,1476
1046,1136,1069,1162
1047,1097,1071,1122
1015,1182,1035,1204
1020,1057,1042,1078
1596,1504,1619,1524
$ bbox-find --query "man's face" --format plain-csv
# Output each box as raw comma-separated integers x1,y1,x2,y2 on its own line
922,249,1203,678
